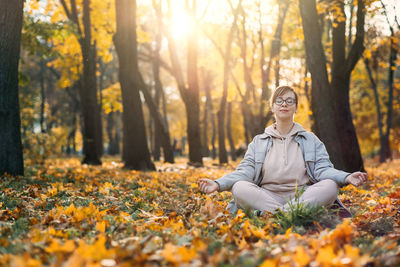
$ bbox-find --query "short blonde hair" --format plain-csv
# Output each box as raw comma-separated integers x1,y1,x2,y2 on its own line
269,86,298,109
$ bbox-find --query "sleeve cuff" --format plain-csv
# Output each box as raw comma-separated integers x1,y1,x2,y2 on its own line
343,173,351,184
214,180,221,191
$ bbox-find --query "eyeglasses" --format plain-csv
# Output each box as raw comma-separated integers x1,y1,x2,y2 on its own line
274,97,296,106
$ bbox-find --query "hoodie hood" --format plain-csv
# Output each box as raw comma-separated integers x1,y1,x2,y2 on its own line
264,122,306,138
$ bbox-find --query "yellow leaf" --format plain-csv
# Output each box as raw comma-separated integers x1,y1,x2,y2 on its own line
66,203,76,215
329,219,353,247
161,243,178,263
77,235,115,261
316,245,336,266
284,226,293,237
192,237,207,251
177,246,196,262
344,244,359,259
45,239,76,253
260,259,277,267
49,187,58,197
73,209,85,222
295,246,310,267
96,221,106,233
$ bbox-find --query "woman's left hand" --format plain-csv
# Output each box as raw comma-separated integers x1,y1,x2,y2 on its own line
345,171,368,187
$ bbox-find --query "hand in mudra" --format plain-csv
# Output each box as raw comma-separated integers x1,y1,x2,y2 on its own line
198,178,219,194
345,171,368,187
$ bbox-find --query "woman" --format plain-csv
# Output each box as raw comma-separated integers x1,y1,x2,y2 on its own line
198,86,367,217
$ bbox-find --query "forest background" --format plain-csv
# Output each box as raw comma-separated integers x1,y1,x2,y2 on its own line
7,0,399,172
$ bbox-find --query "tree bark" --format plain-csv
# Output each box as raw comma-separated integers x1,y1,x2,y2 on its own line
364,58,385,161
60,0,103,165
299,0,365,172
114,0,155,170
379,0,397,162
185,1,202,165
67,110,77,155
0,0,24,176
201,69,211,157
217,0,240,164
150,1,174,163
381,34,396,162
138,75,174,163
107,111,119,155
152,89,161,161
226,102,237,161
40,59,46,133
163,0,202,165
330,0,364,171
66,83,80,155
203,71,216,159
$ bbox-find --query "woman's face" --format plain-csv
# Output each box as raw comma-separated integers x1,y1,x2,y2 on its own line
272,91,297,122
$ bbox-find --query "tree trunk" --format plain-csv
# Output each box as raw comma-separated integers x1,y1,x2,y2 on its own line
379,1,397,162
40,59,46,133
152,0,162,162
380,34,396,162
114,0,155,170
239,10,257,137
60,0,103,164
201,69,211,157
226,102,237,161
203,71,216,159
150,5,174,163
107,111,119,155
148,103,154,159
330,0,364,171
211,111,217,160
185,1,202,165
0,0,24,176
299,0,344,168
202,94,209,157
138,76,174,163
217,0,240,164
152,108,161,161
299,0,365,172
163,0,202,165
303,66,315,132
67,111,77,155
115,110,121,154
66,82,80,155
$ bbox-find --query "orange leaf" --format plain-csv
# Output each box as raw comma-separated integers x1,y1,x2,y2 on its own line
96,221,106,233
295,246,310,267
316,245,336,266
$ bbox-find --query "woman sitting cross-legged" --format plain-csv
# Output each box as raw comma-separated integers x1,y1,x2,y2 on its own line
198,86,367,217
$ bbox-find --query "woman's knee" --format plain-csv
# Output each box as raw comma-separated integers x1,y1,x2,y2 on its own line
302,179,339,206
318,179,339,197
231,181,253,199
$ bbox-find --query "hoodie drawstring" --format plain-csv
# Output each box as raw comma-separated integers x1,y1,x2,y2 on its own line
282,137,288,166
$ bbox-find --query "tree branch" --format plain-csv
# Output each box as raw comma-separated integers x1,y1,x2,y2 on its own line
345,0,365,74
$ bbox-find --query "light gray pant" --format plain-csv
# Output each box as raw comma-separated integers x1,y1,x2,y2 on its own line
231,179,338,213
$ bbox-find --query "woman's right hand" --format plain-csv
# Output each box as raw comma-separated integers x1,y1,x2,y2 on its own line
198,178,219,194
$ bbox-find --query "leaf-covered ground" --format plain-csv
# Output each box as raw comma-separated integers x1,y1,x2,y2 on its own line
0,157,399,266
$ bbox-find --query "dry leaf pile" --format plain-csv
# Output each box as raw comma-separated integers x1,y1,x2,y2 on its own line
0,158,399,266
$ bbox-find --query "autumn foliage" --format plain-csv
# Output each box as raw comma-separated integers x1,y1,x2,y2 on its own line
0,158,399,266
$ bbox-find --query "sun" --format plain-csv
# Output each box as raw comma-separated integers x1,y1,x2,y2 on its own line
169,8,194,40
